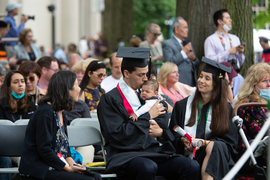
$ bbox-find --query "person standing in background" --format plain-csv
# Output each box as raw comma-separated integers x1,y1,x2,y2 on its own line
140,23,164,62
4,2,28,58
259,36,270,64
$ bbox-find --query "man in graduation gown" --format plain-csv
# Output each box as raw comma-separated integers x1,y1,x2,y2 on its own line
97,47,200,180
169,57,238,180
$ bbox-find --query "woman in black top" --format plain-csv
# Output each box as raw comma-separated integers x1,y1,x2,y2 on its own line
0,70,35,122
169,58,238,180
19,71,101,180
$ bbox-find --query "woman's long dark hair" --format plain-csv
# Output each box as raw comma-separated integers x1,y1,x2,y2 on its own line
79,60,106,96
39,71,77,111
0,70,30,113
186,74,230,137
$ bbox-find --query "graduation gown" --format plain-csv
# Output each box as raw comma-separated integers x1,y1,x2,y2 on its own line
169,96,238,180
97,87,177,175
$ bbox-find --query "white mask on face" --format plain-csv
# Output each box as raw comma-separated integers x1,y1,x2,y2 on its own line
221,21,231,32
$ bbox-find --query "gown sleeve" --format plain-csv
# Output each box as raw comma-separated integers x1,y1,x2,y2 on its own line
97,92,159,151
169,98,188,155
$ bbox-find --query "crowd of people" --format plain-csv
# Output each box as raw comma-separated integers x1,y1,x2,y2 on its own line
0,2,269,180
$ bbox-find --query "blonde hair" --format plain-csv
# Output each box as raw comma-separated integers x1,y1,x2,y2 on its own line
71,58,97,73
146,23,160,34
234,63,270,107
157,62,177,88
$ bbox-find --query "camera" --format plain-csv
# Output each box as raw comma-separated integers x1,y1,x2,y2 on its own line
28,15,35,20
22,14,35,20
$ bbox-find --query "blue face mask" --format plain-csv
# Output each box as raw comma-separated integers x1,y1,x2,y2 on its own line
11,91,25,100
118,42,125,47
257,86,270,101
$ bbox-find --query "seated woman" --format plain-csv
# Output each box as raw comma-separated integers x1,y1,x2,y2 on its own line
18,61,46,107
19,71,101,180
79,60,106,113
234,63,270,157
169,58,238,180
12,28,42,61
158,62,196,104
0,70,36,122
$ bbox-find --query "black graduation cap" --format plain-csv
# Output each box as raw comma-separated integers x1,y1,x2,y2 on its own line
0,21,8,28
116,47,152,78
202,57,231,79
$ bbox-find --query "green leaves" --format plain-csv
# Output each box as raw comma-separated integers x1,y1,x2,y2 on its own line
133,0,176,37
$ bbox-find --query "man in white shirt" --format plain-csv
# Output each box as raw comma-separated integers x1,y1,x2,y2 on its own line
101,52,123,92
204,9,245,73
162,16,199,87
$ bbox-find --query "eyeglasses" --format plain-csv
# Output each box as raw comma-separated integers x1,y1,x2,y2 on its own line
47,68,59,73
93,72,107,78
26,76,35,82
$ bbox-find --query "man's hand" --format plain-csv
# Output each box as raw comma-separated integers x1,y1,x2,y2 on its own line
181,137,194,152
228,46,237,55
182,42,196,60
182,42,192,54
148,100,165,119
21,15,28,23
236,44,245,54
149,120,163,138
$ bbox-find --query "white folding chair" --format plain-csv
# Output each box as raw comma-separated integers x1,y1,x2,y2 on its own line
14,119,30,125
0,119,14,125
0,125,27,174
91,113,98,119
70,118,100,131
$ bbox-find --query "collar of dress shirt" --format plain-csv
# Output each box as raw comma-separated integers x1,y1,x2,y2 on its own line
174,35,183,47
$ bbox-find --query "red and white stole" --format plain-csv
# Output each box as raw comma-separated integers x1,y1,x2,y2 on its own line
117,78,141,116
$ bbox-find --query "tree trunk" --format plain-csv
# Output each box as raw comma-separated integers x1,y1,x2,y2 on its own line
176,0,253,76
103,0,134,55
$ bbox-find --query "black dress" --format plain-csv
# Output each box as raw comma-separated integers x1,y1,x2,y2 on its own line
169,97,238,180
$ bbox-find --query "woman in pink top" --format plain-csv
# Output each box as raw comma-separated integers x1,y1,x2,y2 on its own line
157,62,196,104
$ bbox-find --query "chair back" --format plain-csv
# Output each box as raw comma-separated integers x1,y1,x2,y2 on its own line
91,113,98,119
0,120,14,125
0,125,27,156
67,126,106,163
70,118,100,131
14,119,30,125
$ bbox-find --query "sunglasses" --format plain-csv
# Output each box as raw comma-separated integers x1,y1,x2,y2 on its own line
26,76,35,82
93,72,107,78
153,33,161,37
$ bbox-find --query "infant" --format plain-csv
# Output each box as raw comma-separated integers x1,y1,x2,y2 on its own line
130,79,168,128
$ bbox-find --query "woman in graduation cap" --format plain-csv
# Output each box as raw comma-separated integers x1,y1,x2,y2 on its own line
169,57,238,180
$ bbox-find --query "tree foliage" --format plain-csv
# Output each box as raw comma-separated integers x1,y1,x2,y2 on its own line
253,0,270,29
133,0,176,38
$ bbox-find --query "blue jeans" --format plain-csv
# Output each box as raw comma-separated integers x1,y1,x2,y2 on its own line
0,157,12,180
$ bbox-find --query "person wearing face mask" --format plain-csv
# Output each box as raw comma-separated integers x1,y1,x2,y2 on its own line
204,9,245,73
0,70,36,122
234,63,270,169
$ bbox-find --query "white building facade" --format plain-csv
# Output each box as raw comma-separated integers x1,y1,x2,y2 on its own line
0,0,102,50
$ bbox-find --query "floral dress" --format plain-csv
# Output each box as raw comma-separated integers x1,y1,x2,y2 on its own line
84,87,105,111
237,99,268,156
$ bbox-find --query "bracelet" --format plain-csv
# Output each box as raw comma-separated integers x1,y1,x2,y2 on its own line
203,139,207,146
